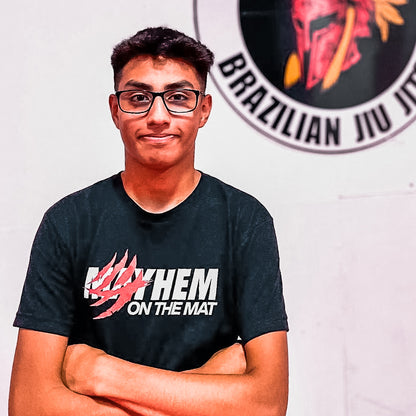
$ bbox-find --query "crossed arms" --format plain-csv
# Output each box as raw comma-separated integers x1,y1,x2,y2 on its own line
9,328,288,416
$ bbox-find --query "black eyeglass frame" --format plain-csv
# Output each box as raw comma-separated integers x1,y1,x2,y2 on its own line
115,89,204,114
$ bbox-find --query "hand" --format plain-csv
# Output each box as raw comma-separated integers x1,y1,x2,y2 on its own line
62,344,106,396
193,343,247,375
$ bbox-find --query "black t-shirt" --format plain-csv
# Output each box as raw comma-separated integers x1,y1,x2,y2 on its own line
14,173,288,371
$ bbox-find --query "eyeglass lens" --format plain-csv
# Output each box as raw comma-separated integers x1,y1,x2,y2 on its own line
118,89,198,113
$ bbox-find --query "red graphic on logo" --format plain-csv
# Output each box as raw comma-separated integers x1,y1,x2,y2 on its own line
88,250,150,319
284,0,407,91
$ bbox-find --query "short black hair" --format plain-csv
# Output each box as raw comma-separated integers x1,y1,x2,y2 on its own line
111,27,214,91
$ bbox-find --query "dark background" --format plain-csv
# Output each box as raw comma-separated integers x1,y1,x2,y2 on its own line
240,0,416,109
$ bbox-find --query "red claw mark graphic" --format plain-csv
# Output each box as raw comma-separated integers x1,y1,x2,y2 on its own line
88,251,150,319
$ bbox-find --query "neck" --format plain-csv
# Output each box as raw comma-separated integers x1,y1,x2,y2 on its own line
121,163,201,214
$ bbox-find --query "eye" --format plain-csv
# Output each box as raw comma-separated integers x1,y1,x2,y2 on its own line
128,92,151,103
165,90,192,102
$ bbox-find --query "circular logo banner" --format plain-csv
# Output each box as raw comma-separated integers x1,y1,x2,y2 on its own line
194,0,416,154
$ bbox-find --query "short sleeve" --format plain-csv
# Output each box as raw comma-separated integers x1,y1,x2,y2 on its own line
13,209,75,336
234,215,288,344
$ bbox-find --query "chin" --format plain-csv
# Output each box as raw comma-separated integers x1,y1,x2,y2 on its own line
140,155,181,171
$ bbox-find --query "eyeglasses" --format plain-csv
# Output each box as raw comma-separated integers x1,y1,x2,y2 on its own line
115,89,203,114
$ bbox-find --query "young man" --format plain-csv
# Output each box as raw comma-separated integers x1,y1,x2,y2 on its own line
10,27,289,416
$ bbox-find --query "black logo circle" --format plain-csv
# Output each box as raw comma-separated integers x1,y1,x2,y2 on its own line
239,0,416,109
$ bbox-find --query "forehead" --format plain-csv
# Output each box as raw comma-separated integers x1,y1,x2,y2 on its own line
118,55,201,90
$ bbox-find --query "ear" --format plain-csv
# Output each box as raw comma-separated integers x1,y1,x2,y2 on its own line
109,94,120,129
198,94,212,128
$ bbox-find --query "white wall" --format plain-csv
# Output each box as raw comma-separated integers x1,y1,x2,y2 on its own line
1,1,415,414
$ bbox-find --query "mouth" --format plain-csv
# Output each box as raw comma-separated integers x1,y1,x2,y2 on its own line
138,134,177,143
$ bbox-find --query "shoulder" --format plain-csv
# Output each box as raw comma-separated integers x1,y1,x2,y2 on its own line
48,174,119,210
200,173,273,225
41,174,122,227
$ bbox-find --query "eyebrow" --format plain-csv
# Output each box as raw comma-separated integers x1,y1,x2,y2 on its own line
123,79,196,91
164,80,195,90
124,81,152,90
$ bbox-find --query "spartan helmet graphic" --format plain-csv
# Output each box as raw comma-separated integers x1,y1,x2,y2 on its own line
286,0,374,90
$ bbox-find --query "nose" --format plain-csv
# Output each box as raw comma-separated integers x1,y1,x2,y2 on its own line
146,96,171,126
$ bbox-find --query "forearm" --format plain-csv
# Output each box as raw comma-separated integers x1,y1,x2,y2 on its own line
9,329,132,416
87,354,285,416
46,387,133,416
9,378,132,416
107,365,275,416
64,333,288,416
